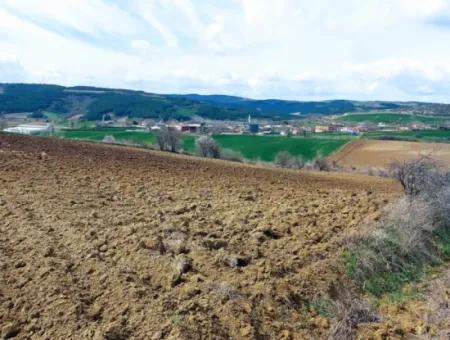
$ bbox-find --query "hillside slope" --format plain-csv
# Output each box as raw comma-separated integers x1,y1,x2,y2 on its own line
2,83,450,122
0,135,397,339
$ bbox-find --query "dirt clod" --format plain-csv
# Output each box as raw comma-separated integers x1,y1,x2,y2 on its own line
2,322,20,339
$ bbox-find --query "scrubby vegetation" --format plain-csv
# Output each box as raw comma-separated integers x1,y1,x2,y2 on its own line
345,157,450,297
196,135,221,159
155,127,182,152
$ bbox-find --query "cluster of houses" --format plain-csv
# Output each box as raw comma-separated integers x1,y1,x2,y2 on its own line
2,112,449,137
92,115,450,137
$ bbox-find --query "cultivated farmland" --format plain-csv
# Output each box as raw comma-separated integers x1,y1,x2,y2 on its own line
331,139,450,168
0,134,397,339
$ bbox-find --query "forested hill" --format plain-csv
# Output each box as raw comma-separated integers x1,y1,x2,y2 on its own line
0,83,449,121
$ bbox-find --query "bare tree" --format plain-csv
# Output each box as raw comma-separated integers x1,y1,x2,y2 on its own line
197,135,221,158
155,128,168,150
388,156,446,196
155,127,181,152
167,128,181,152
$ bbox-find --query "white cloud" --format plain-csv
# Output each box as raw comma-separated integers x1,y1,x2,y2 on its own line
1,0,450,102
0,54,25,82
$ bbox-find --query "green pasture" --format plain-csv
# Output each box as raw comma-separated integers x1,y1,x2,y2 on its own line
213,134,351,161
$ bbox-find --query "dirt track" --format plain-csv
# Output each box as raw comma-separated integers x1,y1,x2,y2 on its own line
331,139,450,168
0,135,397,339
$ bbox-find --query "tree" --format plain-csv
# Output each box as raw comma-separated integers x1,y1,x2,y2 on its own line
389,156,446,197
167,128,181,152
155,127,181,152
197,135,221,158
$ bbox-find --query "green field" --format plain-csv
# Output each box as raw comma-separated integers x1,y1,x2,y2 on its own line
363,129,450,143
55,127,156,144
213,134,351,161
338,112,449,125
47,127,352,162
53,127,196,151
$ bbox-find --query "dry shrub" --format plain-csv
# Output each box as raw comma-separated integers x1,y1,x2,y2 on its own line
388,156,447,197
312,157,332,171
196,135,221,159
304,157,339,172
220,148,244,162
274,151,305,169
328,283,378,340
346,157,450,296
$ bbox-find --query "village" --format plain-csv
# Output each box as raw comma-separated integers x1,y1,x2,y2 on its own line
2,110,449,138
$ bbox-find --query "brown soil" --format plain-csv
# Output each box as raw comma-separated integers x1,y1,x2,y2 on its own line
0,135,397,339
331,139,450,169
358,268,450,339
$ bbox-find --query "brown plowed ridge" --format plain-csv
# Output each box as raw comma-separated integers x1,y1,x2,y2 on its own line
330,139,450,168
0,135,397,339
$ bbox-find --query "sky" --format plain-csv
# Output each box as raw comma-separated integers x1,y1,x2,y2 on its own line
1,0,450,102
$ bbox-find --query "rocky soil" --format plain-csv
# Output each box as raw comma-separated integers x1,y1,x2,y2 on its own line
0,135,397,339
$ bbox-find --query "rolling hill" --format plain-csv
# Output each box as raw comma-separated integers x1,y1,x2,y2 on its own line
1,83,450,122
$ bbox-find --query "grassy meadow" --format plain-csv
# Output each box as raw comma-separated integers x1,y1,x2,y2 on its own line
54,127,197,152
214,134,352,161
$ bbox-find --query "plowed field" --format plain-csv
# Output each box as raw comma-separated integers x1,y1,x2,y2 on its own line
331,139,450,169
0,135,397,339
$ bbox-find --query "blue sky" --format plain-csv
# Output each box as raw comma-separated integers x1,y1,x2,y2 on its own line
1,0,450,102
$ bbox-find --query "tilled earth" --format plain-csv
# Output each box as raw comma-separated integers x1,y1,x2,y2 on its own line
0,135,397,339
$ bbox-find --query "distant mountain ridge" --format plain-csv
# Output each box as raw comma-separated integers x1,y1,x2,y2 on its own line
0,83,449,121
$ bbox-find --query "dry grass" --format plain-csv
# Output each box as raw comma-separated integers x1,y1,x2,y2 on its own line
327,283,378,340
345,157,450,297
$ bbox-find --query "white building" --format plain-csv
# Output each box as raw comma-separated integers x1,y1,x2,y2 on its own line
4,124,53,135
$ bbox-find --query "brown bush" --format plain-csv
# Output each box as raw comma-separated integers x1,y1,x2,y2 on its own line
328,283,378,340
388,156,446,197
196,135,221,159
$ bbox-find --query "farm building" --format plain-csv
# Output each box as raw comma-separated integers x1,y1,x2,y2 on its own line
4,124,53,135
314,125,331,133
174,123,204,133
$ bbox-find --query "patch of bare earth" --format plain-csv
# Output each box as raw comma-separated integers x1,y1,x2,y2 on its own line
0,135,396,339
330,139,450,169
